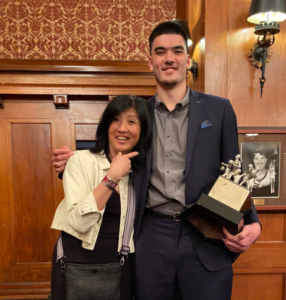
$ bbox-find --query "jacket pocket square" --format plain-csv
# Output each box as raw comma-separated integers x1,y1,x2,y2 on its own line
201,121,212,129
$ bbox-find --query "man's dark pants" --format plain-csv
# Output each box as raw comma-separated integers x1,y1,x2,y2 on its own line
135,215,233,300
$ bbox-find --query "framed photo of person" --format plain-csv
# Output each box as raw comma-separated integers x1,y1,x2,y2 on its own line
238,128,286,211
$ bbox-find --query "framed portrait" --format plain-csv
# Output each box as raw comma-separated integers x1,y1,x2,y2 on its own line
238,128,286,211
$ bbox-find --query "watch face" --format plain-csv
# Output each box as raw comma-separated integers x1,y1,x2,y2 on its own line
103,176,117,188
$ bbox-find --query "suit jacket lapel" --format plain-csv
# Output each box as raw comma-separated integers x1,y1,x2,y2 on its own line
185,90,203,177
133,97,155,241
146,96,155,180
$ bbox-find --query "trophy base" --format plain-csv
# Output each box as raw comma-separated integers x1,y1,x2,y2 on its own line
181,193,244,244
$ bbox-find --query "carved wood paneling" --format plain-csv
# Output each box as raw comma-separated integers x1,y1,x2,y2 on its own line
0,5,168,299
257,213,285,242
75,123,98,141
0,120,11,270
188,0,205,93
10,123,55,263
203,0,286,127
204,0,229,98
233,243,286,269
232,273,283,300
0,281,50,299
0,115,59,298
176,0,188,21
226,1,286,127
108,95,116,102
0,61,156,96
194,1,286,299
0,60,152,72
0,2,286,297
0,100,110,298
53,95,69,109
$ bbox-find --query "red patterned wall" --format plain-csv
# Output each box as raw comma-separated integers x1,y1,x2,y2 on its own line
0,0,176,61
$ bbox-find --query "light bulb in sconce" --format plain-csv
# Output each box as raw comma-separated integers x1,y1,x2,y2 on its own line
188,39,193,47
247,0,286,98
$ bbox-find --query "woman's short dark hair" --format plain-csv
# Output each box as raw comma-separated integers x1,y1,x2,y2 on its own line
90,95,152,167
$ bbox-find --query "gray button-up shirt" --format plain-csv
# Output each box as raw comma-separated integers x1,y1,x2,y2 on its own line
146,88,190,214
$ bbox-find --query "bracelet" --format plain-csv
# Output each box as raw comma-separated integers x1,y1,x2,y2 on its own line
101,176,118,191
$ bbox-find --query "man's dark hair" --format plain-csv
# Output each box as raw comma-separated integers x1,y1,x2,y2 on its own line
90,95,152,168
149,21,188,54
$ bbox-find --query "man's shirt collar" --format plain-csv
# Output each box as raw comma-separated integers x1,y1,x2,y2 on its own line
155,87,190,111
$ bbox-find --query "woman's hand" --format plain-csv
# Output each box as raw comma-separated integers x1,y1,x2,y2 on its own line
107,151,139,182
92,151,139,211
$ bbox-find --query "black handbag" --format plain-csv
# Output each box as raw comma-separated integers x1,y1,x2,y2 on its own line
64,262,122,300
56,173,136,300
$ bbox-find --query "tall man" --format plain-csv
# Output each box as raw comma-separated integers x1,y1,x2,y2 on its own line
52,21,261,300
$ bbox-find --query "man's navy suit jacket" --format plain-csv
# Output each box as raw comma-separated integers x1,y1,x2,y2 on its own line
133,89,260,271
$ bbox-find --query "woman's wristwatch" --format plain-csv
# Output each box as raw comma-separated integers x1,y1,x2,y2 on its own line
101,176,118,191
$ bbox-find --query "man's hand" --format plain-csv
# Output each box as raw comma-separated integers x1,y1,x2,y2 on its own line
52,146,74,173
223,223,261,253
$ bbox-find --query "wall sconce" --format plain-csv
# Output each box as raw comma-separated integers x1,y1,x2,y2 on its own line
247,0,286,98
171,19,198,81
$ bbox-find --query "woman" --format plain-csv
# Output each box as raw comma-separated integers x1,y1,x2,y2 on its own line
51,95,152,300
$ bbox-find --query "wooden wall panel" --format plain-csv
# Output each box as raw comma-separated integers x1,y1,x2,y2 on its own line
0,0,285,294
0,282,50,299
0,120,11,270
234,244,286,269
204,0,229,98
176,0,188,21
11,123,54,263
232,273,284,300
203,0,286,127
188,0,205,93
227,1,286,127
191,0,286,299
257,213,285,242
0,119,57,298
75,123,98,141
0,75,156,297
0,61,156,96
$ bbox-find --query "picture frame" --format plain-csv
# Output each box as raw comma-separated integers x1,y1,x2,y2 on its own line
238,128,286,211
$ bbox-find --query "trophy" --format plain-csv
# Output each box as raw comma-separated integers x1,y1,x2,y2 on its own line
181,154,254,244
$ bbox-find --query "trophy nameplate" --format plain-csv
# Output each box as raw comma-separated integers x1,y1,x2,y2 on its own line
181,154,254,244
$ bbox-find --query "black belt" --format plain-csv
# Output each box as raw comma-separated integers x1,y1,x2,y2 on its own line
144,209,182,221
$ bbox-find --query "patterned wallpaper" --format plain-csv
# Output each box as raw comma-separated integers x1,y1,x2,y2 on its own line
0,0,176,61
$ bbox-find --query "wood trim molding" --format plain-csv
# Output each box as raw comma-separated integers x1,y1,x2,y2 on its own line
0,86,156,96
238,127,286,134
176,0,188,21
0,72,156,96
0,59,151,73
0,96,3,108
108,96,116,102
53,95,69,109
0,60,156,96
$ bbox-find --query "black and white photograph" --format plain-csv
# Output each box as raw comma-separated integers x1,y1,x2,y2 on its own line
241,142,280,198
